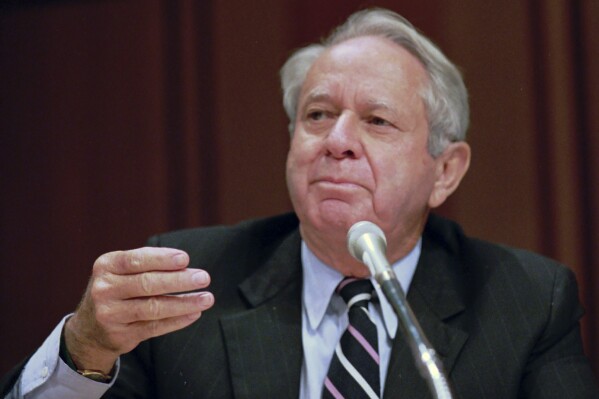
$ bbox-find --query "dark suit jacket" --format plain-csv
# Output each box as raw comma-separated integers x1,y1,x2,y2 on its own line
2,213,598,398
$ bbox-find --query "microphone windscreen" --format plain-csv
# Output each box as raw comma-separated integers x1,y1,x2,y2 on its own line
346,221,387,260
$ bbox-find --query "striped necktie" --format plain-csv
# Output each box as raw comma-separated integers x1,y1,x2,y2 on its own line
323,278,380,399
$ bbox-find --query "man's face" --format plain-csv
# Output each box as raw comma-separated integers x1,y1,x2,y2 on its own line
286,36,441,250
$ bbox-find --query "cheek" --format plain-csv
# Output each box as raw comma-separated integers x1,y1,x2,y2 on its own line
287,134,321,173
368,147,436,208
286,137,313,198
285,152,300,196
286,141,304,181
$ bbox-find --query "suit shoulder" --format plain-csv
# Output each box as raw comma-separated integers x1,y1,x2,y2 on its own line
146,212,299,258
426,213,576,289
147,212,299,247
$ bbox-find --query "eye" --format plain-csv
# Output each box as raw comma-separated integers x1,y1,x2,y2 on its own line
307,110,327,121
369,116,391,127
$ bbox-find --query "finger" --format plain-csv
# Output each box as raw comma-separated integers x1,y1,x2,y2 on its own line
101,292,215,324
94,247,189,276
89,268,210,304
128,309,207,342
107,268,210,299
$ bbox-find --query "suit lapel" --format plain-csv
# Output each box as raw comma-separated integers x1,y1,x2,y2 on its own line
217,214,470,398
384,217,469,398
220,230,303,399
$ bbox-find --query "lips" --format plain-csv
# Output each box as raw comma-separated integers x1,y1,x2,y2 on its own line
312,177,366,190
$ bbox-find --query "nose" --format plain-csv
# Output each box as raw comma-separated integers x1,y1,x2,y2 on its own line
325,113,362,159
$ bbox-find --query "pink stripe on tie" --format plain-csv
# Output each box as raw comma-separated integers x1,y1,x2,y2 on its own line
337,277,358,292
324,377,345,399
348,324,380,364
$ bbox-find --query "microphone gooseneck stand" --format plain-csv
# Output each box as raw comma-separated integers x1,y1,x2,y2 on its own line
347,221,454,399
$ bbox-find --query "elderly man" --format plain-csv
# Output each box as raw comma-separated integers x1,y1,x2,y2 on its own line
2,8,597,399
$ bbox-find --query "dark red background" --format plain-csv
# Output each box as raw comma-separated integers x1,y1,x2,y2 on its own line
1,0,598,378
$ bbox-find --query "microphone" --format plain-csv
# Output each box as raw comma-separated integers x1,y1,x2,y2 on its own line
347,221,392,278
347,221,454,399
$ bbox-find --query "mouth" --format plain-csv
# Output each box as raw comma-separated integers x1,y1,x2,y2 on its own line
313,177,365,190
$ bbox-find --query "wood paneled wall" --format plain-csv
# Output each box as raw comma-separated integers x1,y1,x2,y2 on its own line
1,0,597,378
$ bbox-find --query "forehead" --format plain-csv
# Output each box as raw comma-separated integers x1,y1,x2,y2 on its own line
300,36,428,107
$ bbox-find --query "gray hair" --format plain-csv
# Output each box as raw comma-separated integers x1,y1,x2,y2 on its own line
280,8,469,157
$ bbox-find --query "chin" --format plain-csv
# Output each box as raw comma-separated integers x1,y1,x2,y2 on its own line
313,207,369,234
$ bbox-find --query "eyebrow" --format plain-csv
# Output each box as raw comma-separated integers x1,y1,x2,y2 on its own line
363,98,396,113
303,89,395,109
302,88,333,105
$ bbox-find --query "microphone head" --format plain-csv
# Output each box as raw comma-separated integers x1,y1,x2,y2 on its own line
347,221,387,261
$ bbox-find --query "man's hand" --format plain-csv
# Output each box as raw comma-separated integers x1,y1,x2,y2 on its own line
64,247,214,374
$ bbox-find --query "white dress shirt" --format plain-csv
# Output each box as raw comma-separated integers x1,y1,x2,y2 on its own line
17,315,117,398
299,239,420,398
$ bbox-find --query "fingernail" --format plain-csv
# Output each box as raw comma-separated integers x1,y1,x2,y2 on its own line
198,292,214,306
192,271,209,285
173,253,188,267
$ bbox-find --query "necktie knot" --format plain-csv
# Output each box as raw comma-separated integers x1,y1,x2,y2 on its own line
337,278,374,309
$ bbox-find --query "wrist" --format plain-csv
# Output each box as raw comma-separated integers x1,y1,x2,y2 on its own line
64,315,118,374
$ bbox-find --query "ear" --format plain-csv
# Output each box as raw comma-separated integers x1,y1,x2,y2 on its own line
428,142,471,208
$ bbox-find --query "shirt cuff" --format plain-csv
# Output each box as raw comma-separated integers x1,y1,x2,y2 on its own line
20,314,120,398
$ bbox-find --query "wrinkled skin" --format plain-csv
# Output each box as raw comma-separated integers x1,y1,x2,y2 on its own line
286,36,470,276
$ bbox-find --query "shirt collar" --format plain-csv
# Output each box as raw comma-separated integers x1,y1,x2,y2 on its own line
301,238,421,339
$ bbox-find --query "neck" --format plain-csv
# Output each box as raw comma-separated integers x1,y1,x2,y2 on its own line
300,225,422,278
300,223,369,277
299,217,426,278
